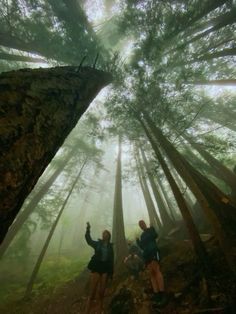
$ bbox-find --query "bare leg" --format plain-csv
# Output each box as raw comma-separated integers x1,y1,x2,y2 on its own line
147,261,165,293
85,272,100,314
97,273,108,314
153,261,164,292
147,262,159,293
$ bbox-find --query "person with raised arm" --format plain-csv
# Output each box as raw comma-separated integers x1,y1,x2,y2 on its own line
136,220,167,306
85,222,114,314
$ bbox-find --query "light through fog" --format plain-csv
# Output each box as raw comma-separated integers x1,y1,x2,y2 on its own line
1,0,236,310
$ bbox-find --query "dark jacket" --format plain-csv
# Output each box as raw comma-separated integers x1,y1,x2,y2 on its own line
85,228,114,276
136,226,159,259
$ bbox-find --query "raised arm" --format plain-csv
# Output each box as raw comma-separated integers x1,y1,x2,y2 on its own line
85,222,97,249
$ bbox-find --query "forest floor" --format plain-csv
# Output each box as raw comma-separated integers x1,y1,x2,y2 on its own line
0,229,235,314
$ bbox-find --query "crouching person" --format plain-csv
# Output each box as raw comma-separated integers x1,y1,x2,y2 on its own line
124,244,144,279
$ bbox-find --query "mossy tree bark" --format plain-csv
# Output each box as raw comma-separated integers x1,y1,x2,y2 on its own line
0,141,81,258
0,66,111,243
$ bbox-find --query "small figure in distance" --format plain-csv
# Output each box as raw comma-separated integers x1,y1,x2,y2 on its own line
136,220,168,307
85,222,114,314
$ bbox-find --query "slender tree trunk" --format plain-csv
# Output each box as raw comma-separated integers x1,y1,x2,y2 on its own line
139,118,211,277
137,166,161,229
0,66,111,243
57,225,65,264
139,146,174,230
0,144,80,258
141,113,235,272
164,0,227,42
112,136,128,264
0,52,47,63
190,47,236,63
183,157,236,230
71,167,100,247
155,176,178,221
0,33,40,55
24,158,88,297
178,9,236,51
185,79,236,86
171,168,207,224
183,135,236,199
180,13,235,45
201,109,236,133
135,151,162,230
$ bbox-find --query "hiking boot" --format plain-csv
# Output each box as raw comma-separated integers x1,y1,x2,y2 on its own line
155,292,169,308
151,292,161,302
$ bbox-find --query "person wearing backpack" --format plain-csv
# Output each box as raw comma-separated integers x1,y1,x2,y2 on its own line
85,222,114,314
136,220,167,306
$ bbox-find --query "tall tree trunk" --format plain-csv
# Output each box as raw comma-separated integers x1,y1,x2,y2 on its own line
139,146,174,230
112,136,128,264
139,118,211,277
177,9,236,51
24,157,88,297
200,109,236,133
0,143,80,258
47,0,107,64
154,175,178,222
0,33,39,55
180,12,235,45
171,167,207,225
190,47,236,63
183,134,236,199
141,113,235,272
164,0,227,42
135,151,162,230
0,52,47,63
0,66,111,243
185,79,236,86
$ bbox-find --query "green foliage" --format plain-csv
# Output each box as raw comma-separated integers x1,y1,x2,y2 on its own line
0,256,87,304
1,0,236,306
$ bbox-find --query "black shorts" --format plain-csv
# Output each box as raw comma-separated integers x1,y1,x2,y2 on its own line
88,259,110,274
144,251,160,266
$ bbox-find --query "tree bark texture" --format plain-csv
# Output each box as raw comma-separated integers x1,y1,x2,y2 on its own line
139,146,174,230
154,175,177,222
0,66,111,243
139,118,211,276
0,142,81,258
135,150,162,230
141,113,235,272
112,136,128,264
183,135,236,199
